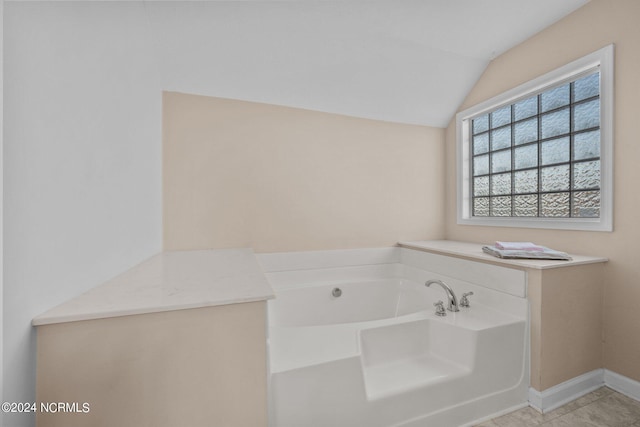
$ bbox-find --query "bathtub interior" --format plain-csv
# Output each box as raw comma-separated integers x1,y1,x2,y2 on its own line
258,247,529,427
268,278,436,327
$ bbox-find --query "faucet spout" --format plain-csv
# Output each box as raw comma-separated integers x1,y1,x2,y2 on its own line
425,279,459,312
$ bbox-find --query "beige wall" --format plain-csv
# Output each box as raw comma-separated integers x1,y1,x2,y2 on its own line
163,92,445,252
528,265,604,391
36,302,268,427
445,0,640,382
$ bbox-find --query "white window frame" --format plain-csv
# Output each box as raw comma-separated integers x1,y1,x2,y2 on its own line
456,44,614,232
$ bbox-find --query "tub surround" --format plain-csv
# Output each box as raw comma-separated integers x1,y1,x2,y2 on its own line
34,248,273,427
33,241,609,425
400,240,608,412
36,302,268,427
33,248,274,326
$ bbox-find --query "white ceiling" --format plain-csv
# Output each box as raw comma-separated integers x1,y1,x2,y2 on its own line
140,0,589,127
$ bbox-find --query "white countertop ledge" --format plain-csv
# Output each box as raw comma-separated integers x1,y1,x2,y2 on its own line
33,248,275,326
399,240,608,270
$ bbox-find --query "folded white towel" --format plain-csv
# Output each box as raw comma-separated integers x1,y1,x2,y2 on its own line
483,245,572,261
495,241,544,251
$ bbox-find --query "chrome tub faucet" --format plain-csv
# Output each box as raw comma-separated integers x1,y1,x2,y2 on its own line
425,279,459,312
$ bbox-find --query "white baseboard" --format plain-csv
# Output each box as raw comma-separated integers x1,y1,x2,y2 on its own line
604,369,640,402
529,369,604,413
529,369,640,413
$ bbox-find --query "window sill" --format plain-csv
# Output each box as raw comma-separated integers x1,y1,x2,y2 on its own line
457,215,612,232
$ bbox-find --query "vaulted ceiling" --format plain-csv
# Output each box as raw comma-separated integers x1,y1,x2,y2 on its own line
143,0,589,127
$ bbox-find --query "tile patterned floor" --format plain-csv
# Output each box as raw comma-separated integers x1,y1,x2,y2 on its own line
474,387,640,427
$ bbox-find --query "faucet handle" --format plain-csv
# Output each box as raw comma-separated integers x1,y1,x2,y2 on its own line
460,292,474,308
433,300,447,316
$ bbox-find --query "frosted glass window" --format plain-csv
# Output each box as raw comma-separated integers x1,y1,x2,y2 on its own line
514,118,538,145
491,106,511,128
514,170,538,194
573,99,600,131
573,191,600,217
541,137,570,166
514,96,538,121
491,150,511,173
541,193,570,217
541,165,570,192
573,160,600,190
491,127,511,150
474,198,489,216
490,196,512,216
514,194,538,217
474,176,489,196
541,84,570,112
473,155,489,176
473,133,489,155
491,173,511,195
541,108,570,139
466,63,607,222
574,74,599,102
473,114,489,134
514,145,538,170
574,130,600,160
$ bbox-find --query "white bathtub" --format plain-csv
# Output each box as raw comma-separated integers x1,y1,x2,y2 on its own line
260,248,529,427
269,279,429,327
